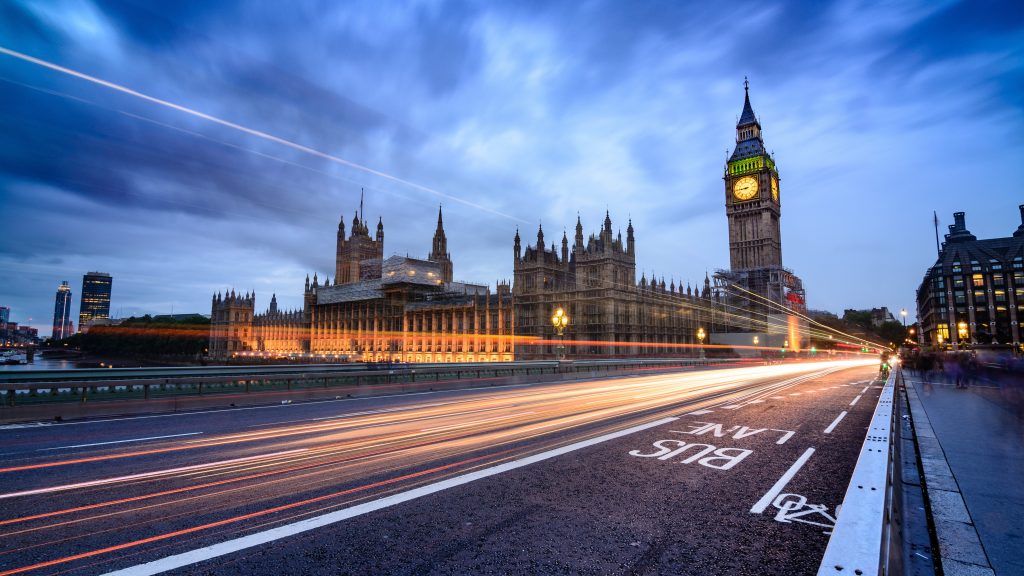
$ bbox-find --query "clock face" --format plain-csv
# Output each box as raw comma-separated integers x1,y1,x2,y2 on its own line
771,177,779,201
733,176,758,201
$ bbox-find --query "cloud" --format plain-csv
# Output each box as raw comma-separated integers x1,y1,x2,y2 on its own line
1,0,1022,333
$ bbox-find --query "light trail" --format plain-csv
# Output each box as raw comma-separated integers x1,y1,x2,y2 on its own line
0,360,874,575
0,46,520,222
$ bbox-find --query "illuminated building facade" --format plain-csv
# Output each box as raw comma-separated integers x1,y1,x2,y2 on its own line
714,80,807,350
51,280,73,340
511,213,718,359
916,207,1024,350
79,271,113,332
210,204,513,362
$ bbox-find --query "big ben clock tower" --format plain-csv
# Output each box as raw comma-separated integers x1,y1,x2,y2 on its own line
724,79,782,270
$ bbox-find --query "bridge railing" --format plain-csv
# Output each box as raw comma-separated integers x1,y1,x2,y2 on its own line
0,358,742,408
817,368,899,576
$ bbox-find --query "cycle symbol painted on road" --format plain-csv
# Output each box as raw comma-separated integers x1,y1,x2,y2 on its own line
771,493,839,534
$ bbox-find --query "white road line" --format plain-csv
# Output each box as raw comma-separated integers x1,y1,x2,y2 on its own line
747,399,764,404
823,411,848,434
721,405,741,410
770,396,786,400
789,392,802,396
38,432,203,451
686,409,714,415
0,448,309,500
100,416,679,576
750,447,815,514
861,386,869,394
850,395,862,406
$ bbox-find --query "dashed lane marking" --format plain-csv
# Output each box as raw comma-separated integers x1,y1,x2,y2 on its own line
686,409,714,415
849,395,862,406
823,411,847,434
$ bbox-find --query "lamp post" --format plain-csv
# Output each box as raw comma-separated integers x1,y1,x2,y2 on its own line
551,307,569,361
697,327,706,360
900,308,907,329
957,321,968,347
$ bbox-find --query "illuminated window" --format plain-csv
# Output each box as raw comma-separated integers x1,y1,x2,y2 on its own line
995,290,1006,302
972,274,985,287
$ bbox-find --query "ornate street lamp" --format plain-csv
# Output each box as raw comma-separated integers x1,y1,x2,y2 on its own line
551,307,569,361
900,308,907,328
697,327,706,360
957,321,968,343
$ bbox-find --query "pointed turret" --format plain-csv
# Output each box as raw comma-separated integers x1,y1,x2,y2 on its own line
428,205,453,283
737,76,758,127
603,210,612,234
561,230,569,263
536,222,545,250
270,293,278,314
575,215,584,249
376,216,384,242
514,227,521,261
626,219,635,255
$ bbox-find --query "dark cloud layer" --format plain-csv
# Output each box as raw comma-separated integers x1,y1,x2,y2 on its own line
1,0,1021,335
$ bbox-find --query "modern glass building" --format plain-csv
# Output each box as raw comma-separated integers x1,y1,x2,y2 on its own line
52,281,73,340
79,271,113,331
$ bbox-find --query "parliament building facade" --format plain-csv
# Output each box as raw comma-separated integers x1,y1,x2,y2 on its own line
210,83,803,362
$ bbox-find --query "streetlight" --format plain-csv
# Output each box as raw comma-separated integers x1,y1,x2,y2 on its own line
551,307,569,361
900,308,907,328
753,335,759,346
697,327,706,360
957,321,968,343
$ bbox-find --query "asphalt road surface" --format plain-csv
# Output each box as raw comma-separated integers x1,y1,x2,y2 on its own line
0,359,881,575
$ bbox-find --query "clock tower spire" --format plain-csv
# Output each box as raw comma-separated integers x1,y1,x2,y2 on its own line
724,78,782,270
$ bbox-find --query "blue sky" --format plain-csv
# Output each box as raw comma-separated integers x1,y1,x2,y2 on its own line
1,0,1022,335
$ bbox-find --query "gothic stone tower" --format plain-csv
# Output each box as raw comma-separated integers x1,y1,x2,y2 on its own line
335,192,384,284
724,79,782,271
428,206,453,283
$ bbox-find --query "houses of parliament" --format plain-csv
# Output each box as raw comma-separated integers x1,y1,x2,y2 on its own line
209,82,806,361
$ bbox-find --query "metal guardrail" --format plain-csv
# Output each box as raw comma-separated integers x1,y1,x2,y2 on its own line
817,368,898,576
1,358,737,407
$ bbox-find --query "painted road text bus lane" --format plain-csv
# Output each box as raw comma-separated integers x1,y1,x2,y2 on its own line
163,364,883,576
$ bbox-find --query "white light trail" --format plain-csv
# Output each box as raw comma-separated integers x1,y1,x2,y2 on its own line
0,46,521,222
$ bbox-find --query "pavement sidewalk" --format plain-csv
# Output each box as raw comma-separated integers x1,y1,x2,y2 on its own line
904,371,1024,576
